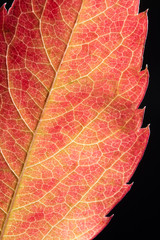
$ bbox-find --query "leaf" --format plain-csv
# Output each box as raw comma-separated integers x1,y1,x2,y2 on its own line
0,0,149,239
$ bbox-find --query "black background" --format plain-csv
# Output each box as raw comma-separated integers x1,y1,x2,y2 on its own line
0,0,159,239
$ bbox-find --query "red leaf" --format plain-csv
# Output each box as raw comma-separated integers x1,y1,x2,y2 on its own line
0,0,149,239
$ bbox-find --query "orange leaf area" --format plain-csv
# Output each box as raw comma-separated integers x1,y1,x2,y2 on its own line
0,0,149,239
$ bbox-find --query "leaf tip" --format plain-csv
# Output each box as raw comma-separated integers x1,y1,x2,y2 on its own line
142,106,146,115
147,123,151,132
145,64,149,70
126,182,134,192
109,214,114,220
141,124,150,145
0,3,7,13
142,8,149,16
129,181,134,186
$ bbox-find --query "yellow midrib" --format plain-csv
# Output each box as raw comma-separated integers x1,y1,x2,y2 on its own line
0,1,83,238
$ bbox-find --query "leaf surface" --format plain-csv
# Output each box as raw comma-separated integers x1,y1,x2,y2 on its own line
0,0,149,239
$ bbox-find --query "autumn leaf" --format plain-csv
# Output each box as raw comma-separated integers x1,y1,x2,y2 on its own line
0,0,149,239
